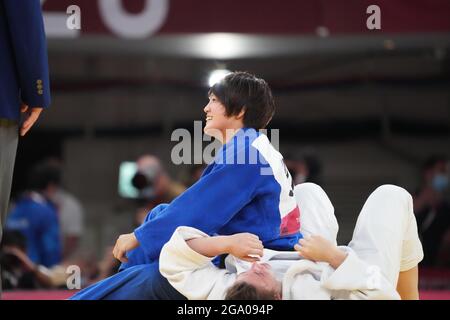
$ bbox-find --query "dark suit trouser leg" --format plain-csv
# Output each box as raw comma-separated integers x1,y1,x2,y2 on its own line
0,123,19,297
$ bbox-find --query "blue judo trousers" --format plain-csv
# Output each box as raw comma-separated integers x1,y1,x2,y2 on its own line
69,263,185,300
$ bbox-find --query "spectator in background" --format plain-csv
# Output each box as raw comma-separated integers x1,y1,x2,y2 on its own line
413,154,450,267
52,183,84,260
134,155,186,203
5,162,62,268
285,152,323,185
44,158,85,260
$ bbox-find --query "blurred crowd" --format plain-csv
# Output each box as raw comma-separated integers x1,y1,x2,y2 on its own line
1,152,449,291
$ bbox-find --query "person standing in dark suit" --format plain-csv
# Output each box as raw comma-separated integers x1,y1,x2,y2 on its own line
0,0,51,295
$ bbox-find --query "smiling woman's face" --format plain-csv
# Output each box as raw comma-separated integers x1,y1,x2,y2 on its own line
203,93,244,143
235,262,281,298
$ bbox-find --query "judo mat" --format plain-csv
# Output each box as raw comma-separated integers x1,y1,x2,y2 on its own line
2,290,450,300
3,267,449,300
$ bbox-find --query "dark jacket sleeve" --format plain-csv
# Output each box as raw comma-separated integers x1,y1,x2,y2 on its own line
3,0,51,108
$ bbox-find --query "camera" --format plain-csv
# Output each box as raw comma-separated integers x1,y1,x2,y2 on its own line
118,161,159,199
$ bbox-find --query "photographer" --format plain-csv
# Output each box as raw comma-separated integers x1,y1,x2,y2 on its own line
130,155,186,225
0,231,54,289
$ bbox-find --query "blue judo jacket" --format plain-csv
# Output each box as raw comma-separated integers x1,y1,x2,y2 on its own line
133,128,303,263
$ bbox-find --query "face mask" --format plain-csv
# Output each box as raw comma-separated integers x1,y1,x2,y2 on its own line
432,174,449,192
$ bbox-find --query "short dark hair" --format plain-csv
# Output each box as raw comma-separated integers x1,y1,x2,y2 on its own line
27,162,61,191
1,230,27,251
209,71,275,129
224,282,277,300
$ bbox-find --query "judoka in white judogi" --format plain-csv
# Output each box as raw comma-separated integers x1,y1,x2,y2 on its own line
159,183,423,300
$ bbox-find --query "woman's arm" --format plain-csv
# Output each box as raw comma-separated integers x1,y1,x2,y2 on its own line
294,235,401,299
187,233,264,262
159,227,262,299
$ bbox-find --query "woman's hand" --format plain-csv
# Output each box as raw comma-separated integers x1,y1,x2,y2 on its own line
112,232,140,263
294,235,347,269
225,233,264,262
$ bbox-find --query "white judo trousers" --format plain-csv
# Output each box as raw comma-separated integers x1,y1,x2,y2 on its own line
295,183,424,288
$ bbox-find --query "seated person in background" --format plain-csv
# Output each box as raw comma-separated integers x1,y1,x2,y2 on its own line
42,158,85,261
413,154,450,267
6,162,62,268
0,230,61,289
160,183,423,300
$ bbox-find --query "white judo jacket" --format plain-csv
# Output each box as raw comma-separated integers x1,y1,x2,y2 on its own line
159,226,401,300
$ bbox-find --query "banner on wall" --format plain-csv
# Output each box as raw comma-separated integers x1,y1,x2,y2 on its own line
41,0,450,39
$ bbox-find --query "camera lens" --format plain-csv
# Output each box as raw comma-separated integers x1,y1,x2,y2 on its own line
131,172,149,190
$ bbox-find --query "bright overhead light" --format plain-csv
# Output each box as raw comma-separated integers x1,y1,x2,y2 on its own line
198,33,248,59
208,69,231,87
